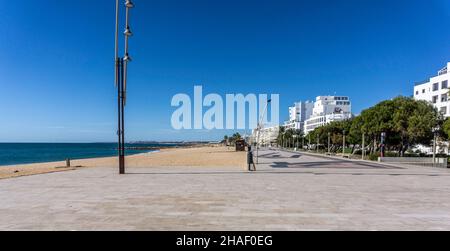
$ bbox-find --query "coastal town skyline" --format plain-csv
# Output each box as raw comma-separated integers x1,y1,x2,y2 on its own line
1,0,449,142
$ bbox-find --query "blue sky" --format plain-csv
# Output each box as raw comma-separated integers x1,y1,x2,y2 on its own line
0,0,449,142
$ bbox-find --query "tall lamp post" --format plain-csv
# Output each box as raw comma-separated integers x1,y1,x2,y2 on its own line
380,132,386,158
115,0,135,174
327,132,331,154
256,99,271,164
342,130,346,155
432,126,440,166
316,134,319,153
362,132,365,160
308,133,311,151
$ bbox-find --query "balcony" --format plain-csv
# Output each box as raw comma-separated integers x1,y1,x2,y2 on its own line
438,67,447,76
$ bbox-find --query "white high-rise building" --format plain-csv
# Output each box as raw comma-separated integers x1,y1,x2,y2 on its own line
304,96,353,134
251,125,280,146
413,62,450,116
284,101,314,132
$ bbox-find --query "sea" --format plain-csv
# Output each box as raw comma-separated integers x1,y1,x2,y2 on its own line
0,143,182,166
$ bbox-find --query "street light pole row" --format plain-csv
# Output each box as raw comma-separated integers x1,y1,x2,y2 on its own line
293,131,358,157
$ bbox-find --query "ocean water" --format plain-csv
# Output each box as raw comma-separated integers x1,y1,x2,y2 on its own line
0,143,180,166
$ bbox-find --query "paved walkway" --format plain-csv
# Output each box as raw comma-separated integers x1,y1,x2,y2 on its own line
1,149,450,230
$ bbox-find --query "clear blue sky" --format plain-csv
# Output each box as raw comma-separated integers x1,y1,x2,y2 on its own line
0,0,449,142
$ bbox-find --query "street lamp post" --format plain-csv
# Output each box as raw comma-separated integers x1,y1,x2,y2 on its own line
342,130,346,156
292,135,296,150
362,132,365,160
115,0,134,174
308,134,311,150
433,133,436,165
316,134,319,153
432,126,440,165
256,99,271,164
380,132,386,158
327,132,331,154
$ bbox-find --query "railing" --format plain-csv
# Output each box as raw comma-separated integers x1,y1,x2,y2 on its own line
378,157,448,168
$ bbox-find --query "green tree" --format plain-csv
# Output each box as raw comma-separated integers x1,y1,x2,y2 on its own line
407,100,439,146
277,126,286,146
392,97,417,155
303,96,440,156
222,135,229,145
442,118,450,140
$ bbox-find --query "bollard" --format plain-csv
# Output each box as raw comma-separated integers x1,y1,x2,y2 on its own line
66,158,71,168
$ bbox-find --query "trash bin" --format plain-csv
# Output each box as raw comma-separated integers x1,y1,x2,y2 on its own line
235,139,246,151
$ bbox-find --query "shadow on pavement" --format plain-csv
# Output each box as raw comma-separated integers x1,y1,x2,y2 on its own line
270,161,401,169
258,152,302,159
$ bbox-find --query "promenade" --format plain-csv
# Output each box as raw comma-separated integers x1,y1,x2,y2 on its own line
1,148,450,230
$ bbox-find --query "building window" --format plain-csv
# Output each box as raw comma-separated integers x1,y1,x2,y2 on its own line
432,95,438,104
415,91,419,95
443,80,448,89
440,106,447,115
422,89,425,93
442,93,448,102
433,83,439,91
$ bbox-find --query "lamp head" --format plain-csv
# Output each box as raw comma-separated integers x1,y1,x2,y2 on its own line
125,0,134,8
124,53,132,62
124,26,133,37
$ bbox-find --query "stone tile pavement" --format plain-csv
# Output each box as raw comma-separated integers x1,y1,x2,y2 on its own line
1,149,450,230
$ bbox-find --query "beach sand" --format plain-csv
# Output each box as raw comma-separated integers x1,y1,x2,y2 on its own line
0,145,246,180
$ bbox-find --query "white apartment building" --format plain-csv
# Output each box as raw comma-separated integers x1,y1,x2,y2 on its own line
283,101,314,131
251,125,280,146
413,62,450,116
304,96,353,134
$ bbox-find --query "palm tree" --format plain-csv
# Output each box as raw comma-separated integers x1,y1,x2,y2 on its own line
223,135,229,145
277,126,286,147
232,133,242,140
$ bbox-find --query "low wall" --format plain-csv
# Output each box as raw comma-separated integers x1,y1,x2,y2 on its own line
378,157,448,168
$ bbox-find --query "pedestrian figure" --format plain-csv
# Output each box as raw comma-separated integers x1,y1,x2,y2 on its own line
247,145,256,171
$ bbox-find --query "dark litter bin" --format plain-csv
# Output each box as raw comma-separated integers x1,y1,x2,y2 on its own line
235,139,246,151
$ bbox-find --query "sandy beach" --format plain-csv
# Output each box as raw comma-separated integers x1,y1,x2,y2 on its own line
0,145,246,180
